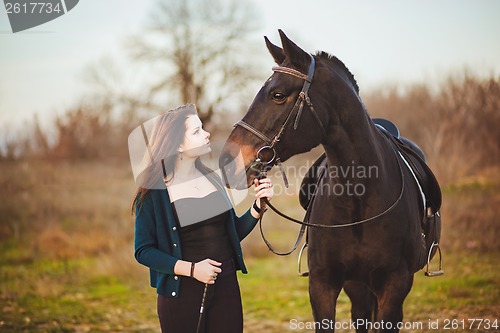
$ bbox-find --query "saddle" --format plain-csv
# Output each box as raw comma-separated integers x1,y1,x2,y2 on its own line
372,118,442,215
374,120,443,273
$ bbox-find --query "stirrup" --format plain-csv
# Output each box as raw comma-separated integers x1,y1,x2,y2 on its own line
425,242,444,277
297,242,309,277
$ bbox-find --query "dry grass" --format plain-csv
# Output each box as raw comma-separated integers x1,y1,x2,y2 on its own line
0,160,117,253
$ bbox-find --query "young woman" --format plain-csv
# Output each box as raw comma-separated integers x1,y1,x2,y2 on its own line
132,104,273,333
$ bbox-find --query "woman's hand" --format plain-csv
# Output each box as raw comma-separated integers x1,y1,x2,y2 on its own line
252,178,274,217
193,259,222,284
254,177,274,201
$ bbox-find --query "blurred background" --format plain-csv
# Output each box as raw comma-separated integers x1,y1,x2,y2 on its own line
1,0,499,332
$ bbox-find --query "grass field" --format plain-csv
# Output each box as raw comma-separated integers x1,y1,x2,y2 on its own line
0,160,499,332
1,244,498,332
241,252,500,332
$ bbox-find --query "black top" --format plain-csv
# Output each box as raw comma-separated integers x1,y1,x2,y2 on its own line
172,191,234,262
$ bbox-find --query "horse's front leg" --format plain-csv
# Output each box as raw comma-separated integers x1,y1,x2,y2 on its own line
374,270,414,333
309,265,343,332
344,281,377,333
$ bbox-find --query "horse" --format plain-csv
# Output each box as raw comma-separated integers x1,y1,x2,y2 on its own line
219,30,442,332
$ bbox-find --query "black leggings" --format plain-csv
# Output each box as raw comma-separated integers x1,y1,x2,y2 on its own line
157,259,243,333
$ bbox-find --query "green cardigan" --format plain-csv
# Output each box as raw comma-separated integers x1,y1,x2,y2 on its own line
134,175,258,298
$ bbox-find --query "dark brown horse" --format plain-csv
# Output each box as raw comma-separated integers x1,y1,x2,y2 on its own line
219,30,442,332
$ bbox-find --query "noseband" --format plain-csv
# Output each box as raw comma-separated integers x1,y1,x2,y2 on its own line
235,54,326,184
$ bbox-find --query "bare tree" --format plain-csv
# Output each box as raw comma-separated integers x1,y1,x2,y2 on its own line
127,0,263,124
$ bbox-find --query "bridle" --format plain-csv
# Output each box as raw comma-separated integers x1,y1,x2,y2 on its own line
235,54,326,185
232,54,406,258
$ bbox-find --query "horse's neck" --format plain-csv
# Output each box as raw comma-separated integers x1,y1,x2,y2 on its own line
321,105,397,201
321,69,384,168
323,110,383,169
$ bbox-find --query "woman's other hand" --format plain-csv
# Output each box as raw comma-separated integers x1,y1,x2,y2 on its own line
193,259,222,284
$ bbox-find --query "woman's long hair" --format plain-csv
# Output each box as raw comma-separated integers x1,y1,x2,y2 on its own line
131,104,198,214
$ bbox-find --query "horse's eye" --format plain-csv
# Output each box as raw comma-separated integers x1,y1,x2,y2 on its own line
272,92,287,104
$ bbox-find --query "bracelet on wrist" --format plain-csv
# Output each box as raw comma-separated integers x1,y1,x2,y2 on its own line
253,200,267,214
190,262,195,278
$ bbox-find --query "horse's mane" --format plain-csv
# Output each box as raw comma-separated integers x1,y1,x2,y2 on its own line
315,51,359,94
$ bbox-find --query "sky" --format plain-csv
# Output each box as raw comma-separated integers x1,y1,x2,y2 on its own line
1,0,499,130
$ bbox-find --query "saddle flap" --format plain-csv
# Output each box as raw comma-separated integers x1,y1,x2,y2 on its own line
396,139,442,213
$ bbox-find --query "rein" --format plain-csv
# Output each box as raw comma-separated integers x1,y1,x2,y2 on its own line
263,148,405,229
258,139,406,256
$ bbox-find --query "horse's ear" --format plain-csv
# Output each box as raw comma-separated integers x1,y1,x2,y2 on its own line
265,36,285,65
278,29,310,70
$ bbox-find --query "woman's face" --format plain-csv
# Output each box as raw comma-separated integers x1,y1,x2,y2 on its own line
180,115,211,158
